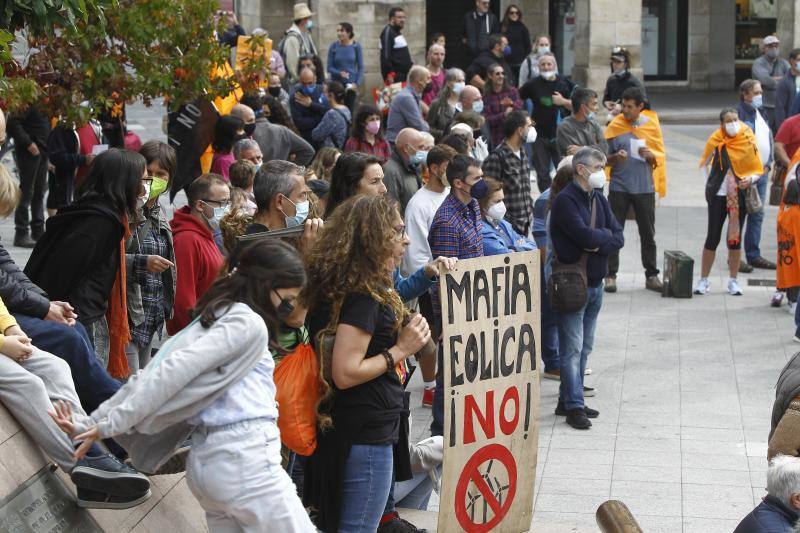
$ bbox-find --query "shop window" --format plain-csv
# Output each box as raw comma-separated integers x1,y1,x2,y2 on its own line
735,0,777,85
642,0,688,80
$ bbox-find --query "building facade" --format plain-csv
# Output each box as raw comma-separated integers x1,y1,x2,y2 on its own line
238,0,796,95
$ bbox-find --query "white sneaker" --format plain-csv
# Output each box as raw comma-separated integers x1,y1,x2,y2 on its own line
789,302,797,315
728,278,743,296
693,278,710,295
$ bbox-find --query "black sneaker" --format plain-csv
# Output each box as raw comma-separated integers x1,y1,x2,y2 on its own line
13,232,36,248
377,516,427,533
566,409,591,429
555,401,599,418
76,487,152,510
71,454,150,497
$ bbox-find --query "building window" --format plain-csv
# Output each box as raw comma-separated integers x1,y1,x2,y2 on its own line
735,0,777,85
642,0,688,80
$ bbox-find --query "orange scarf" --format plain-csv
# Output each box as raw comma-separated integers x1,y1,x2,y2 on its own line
699,124,763,179
106,216,132,379
778,205,800,289
604,109,668,197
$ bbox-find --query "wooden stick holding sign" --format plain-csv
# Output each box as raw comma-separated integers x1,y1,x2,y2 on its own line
437,251,541,533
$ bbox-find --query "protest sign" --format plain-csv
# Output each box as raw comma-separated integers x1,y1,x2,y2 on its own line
437,251,541,533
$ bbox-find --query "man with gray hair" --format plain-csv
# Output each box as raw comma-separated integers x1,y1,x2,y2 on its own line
232,139,263,171
386,65,431,144
245,160,323,251
733,454,800,532
548,147,624,429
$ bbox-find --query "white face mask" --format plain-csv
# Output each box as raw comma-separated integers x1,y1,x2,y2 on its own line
541,70,556,81
725,120,741,137
525,126,537,144
587,170,606,189
453,82,465,95
486,201,507,221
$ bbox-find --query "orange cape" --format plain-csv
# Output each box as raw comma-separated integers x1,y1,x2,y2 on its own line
200,61,243,173
604,109,667,197
699,124,763,180
777,205,800,289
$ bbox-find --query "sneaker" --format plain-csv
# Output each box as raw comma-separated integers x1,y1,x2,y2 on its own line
555,401,599,419
543,369,561,380
377,516,427,533
604,277,617,293
13,232,36,248
70,454,150,498
749,256,777,270
694,278,710,295
772,292,785,307
565,409,591,430
421,387,434,407
583,406,599,418
738,260,754,273
645,275,663,292
76,487,151,510
728,278,743,296
583,385,596,397
584,368,593,375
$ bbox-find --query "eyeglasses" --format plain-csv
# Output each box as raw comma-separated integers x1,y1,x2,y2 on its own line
202,199,230,209
509,10,519,15
393,224,407,240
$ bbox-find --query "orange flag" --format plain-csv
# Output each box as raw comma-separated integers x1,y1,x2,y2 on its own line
777,204,800,289
699,124,763,180
604,109,668,197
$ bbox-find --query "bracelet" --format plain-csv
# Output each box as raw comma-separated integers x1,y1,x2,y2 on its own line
382,348,395,373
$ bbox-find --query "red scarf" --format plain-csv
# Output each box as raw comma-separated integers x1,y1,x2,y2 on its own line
106,215,132,379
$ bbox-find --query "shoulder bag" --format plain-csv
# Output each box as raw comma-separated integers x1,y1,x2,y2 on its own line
547,196,596,313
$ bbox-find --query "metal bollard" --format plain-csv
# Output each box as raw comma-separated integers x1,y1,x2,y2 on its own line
596,500,644,533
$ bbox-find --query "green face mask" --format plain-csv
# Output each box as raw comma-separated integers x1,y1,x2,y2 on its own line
148,176,169,201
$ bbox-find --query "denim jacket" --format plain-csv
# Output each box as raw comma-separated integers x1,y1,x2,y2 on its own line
393,267,432,303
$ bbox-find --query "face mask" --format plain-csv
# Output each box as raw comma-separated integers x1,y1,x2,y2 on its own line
725,121,740,137
253,161,263,172
281,196,310,228
587,170,606,189
453,82,465,95
423,82,433,93
274,290,295,322
203,203,229,228
587,111,597,121
366,119,381,135
148,176,169,201
752,94,763,108
525,126,538,144
409,149,429,166
470,178,488,199
502,45,512,57
472,100,484,114
486,201,506,221
537,46,550,54
301,85,316,96
306,20,314,30
541,70,556,81
613,68,627,78
767,48,779,59
268,86,282,97
244,123,256,137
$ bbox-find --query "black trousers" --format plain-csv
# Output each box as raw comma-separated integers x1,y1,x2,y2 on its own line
608,190,659,278
14,147,48,234
532,136,559,192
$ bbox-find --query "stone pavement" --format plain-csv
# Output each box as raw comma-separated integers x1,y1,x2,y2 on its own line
3,102,792,531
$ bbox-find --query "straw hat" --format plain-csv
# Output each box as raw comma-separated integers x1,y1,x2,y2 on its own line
293,3,314,20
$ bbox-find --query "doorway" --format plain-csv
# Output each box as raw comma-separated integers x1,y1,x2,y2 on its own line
427,0,502,69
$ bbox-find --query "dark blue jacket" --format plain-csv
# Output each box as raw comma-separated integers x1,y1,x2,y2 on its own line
549,181,624,287
733,495,799,533
289,83,329,146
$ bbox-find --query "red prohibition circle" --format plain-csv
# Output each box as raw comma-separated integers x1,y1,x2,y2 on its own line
453,443,518,533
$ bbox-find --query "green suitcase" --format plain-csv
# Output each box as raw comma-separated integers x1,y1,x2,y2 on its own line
662,250,694,298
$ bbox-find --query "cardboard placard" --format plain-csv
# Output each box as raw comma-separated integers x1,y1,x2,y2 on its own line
437,251,541,533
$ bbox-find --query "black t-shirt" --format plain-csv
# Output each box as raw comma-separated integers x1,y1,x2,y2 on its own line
244,222,269,235
307,292,403,445
519,76,575,139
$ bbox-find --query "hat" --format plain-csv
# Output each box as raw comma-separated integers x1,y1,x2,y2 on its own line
293,3,314,20
450,123,472,135
610,46,629,61
763,35,780,46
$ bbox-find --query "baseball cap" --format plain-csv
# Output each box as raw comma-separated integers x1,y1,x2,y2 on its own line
763,35,780,46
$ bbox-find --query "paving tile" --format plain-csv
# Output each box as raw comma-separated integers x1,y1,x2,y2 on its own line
683,517,743,533
530,511,601,533
682,468,752,486
681,451,750,471
634,515,684,533
682,484,754,519
614,436,681,452
614,449,681,468
538,477,610,497
612,464,682,483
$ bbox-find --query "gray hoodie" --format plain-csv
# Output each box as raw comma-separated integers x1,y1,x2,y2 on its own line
74,303,268,473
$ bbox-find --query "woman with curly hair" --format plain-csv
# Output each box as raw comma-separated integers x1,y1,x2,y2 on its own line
303,194,431,533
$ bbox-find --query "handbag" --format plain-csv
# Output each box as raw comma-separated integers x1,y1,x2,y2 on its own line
771,165,788,206
274,343,321,456
745,182,763,214
547,197,597,313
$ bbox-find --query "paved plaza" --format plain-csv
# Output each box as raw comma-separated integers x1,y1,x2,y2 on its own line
2,102,792,532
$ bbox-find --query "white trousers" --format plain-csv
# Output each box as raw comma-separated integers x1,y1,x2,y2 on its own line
186,418,315,533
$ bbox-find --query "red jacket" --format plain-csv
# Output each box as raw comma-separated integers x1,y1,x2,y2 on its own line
167,206,223,334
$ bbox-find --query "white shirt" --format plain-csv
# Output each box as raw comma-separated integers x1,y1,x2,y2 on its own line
401,186,450,276
754,110,772,167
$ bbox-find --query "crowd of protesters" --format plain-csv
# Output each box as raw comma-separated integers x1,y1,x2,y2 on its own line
8,2,800,532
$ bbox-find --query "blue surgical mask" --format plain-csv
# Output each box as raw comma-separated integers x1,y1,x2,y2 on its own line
253,161,263,172
453,82,465,95
470,178,488,200
752,94,763,108
409,149,429,166
503,45,512,57
587,111,597,121
203,203,229,229
472,100,484,114
306,20,314,30
281,196,310,228
301,85,316,96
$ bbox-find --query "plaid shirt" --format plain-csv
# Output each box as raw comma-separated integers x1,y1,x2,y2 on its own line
428,193,484,321
482,87,522,146
482,141,533,236
130,208,170,347
344,135,391,163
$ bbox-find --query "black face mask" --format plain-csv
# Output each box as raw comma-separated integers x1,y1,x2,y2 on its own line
423,82,433,93
274,289,295,322
244,123,256,137
234,132,249,142
268,86,282,97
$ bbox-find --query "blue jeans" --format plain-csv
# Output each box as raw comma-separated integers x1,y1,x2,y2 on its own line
744,171,769,262
556,285,604,410
394,467,440,510
431,342,444,437
540,265,560,373
339,444,394,533
14,314,121,414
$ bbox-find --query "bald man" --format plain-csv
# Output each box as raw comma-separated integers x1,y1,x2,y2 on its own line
424,44,447,105
230,104,256,138
458,85,484,114
387,65,431,144
289,67,329,146
384,128,426,214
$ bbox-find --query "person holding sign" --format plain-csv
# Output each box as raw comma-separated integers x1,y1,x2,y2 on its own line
549,148,624,429
304,194,431,533
603,87,666,294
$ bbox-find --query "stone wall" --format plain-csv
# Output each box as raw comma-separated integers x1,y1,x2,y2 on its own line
777,0,800,52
